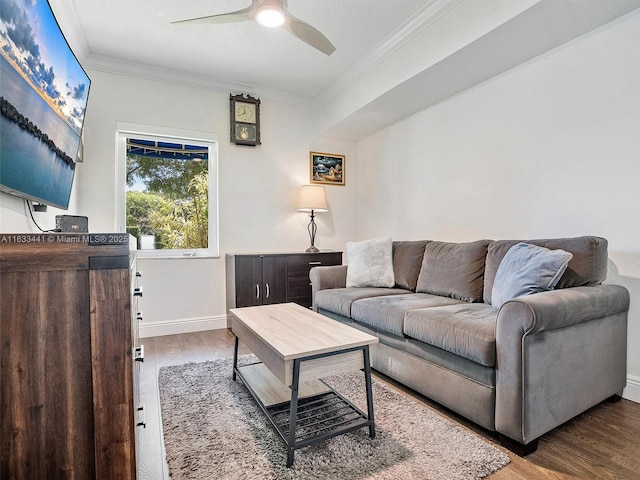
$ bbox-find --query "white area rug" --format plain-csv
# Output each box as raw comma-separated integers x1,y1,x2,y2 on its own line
158,356,510,479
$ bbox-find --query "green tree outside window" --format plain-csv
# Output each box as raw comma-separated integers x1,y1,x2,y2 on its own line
125,145,208,250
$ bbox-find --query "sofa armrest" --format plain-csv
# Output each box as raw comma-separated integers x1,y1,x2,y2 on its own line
495,284,629,446
498,284,629,335
309,265,347,311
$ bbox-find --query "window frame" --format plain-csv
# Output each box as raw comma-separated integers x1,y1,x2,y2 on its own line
115,122,219,258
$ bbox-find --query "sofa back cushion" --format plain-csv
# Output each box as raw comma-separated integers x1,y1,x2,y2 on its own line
392,240,429,291
416,240,491,302
483,236,609,304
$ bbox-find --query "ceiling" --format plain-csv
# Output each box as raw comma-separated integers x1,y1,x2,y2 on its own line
50,0,640,139
51,0,430,98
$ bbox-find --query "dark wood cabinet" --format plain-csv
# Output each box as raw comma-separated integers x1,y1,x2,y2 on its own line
0,233,137,480
232,254,287,307
226,252,342,315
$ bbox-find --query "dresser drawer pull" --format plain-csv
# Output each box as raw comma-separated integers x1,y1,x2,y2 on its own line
136,404,146,428
136,312,143,322
309,261,322,265
133,287,143,297
134,345,145,362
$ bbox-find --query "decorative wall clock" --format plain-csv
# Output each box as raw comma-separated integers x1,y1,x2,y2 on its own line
230,94,261,146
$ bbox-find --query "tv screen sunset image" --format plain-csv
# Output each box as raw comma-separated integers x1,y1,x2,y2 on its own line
0,0,90,208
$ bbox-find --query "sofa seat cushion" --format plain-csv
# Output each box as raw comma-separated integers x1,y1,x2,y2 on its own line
332,315,496,389
315,287,410,318
403,304,498,367
381,331,496,389
350,293,463,337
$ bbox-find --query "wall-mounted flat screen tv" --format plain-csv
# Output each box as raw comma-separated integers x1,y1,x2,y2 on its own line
0,0,90,210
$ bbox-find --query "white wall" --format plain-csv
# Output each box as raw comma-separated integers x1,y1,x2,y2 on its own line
76,71,357,337
356,11,640,400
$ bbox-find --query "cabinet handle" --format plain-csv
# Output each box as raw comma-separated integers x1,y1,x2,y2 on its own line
256,284,260,299
136,404,146,428
136,312,143,322
135,345,144,362
309,261,322,265
134,287,143,297
265,283,270,299
136,271,142,278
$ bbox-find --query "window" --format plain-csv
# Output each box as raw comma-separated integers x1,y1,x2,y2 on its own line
116,123,219,257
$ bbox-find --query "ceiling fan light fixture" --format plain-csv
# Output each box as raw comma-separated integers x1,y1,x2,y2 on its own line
255,5,286,28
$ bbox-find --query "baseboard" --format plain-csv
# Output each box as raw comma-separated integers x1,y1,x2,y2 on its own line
623,374,640,403
139,315,227,338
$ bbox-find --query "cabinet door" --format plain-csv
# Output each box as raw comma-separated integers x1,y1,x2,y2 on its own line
262,256,287,305
234,256,264,307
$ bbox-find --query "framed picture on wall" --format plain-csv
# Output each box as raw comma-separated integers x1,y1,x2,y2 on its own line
310,151,345,186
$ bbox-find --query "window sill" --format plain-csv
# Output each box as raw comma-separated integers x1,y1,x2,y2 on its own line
135,251,220,260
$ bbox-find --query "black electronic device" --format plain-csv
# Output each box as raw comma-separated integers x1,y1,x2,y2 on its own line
56,215,89,233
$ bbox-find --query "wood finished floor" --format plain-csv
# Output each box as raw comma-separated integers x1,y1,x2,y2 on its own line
137,329,640,480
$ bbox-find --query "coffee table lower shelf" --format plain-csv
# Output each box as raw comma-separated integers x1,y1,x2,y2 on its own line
234,356,375,467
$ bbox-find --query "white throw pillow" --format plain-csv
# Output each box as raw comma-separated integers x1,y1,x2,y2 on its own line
346,237,395,288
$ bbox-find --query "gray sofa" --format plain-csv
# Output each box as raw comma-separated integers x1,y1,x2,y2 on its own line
310,236,629,454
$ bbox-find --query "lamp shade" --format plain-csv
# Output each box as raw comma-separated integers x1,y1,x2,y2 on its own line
297,185,328,212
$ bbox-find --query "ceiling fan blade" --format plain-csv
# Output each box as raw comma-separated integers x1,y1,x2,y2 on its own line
284,14,335,55
172,4,255,26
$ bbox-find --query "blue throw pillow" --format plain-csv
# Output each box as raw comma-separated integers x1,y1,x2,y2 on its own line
491,242,573,309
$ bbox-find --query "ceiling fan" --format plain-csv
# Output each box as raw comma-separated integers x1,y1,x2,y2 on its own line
172,0,336,56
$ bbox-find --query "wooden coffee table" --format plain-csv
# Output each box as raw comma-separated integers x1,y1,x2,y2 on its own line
229,302,379,467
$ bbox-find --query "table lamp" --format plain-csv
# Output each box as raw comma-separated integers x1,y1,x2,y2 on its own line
297,185,328,252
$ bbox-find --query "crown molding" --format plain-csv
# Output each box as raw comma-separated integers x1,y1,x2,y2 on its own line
83,54,316,109
317,0,462,105
51,0,315,108
51,0,460,111
49,0,90,62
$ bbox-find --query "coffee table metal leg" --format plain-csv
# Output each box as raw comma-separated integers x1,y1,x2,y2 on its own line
363,346,376,438
232,335,239,381
286,358,302,467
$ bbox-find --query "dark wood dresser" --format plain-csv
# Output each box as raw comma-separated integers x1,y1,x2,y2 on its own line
0,233,139,479
225,251,342,316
